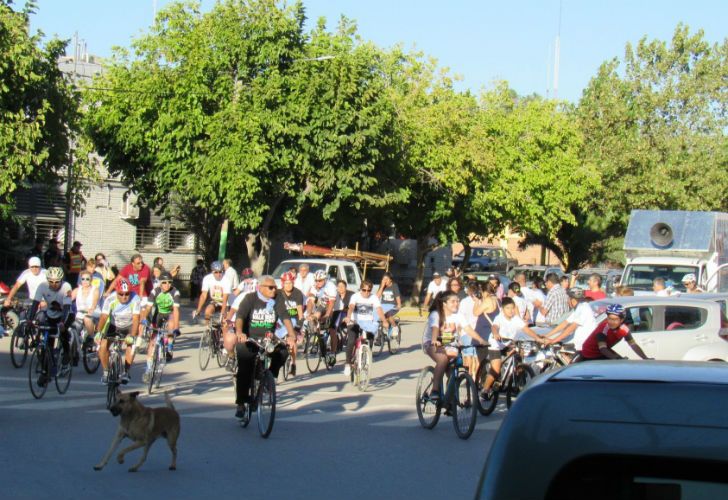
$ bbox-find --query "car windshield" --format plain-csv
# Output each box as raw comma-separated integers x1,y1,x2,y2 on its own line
621,264,698,292
270,261,326,279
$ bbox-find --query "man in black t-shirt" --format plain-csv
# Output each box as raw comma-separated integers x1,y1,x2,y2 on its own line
274,272,304,376
234,275,294,418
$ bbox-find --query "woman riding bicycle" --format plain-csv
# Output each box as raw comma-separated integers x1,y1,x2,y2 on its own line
342,280,388,379
422,291,487,403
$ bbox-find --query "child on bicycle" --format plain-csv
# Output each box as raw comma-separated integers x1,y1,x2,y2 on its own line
422,291,487,403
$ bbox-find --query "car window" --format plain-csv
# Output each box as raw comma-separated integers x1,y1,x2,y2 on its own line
344,265,358,285
663,306,707,331
625,307,655,333
327,266,339,280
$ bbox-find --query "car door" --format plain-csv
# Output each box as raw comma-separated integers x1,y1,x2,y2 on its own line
343,264,359,291
649,305,710,360
613,305,659,359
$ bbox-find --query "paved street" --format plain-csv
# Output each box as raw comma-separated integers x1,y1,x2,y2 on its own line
0,314,504,499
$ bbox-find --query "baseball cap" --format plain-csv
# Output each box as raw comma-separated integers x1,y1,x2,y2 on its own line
681,273,697,283
432,272,440,277
28,257,42,267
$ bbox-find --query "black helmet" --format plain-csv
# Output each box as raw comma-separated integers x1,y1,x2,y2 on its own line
159,271,173,282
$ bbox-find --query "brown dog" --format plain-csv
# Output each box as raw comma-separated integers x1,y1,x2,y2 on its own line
94,390,180,472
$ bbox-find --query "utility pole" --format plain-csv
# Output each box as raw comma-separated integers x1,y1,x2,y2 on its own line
553,0,562,100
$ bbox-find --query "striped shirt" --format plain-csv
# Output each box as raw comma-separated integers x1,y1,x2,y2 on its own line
544,284,570,325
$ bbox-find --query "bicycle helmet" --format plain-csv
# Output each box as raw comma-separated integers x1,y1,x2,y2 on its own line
159,271,173,282
211,261,223,272
280,272,295,283
313,270,327,281
46,267,64,281
605,303,625,318
116,277,132,293
241,267,254,278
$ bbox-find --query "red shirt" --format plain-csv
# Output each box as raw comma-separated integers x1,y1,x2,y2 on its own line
584,289,607,300
119,263,152,297
580,319,630,359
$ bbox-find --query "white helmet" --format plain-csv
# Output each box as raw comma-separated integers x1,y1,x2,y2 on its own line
46,267,64,281
313,270,327,281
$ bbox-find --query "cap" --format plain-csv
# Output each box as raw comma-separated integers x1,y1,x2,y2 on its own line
159,271,173,282
488,274,498,280
28,257,41,267
72,241,82,247
681,273,697,283
432,272,440,277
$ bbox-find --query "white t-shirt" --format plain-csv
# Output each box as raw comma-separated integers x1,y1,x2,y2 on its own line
33,281,72,320
423,310,469,344
566,302,598,350
202,274,232,304
492,313,527,350
17,268,47,300
528,288,547,324
294,273,315,297
458,296,477,328
426,279,447,297
224,267,240,290
349,292,382,324
311,281,337,307
236,278,258,295
512,295,529,321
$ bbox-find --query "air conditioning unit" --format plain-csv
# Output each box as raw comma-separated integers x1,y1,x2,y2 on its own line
120,192,139,220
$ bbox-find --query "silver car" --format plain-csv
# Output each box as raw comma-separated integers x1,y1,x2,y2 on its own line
590,296,728,362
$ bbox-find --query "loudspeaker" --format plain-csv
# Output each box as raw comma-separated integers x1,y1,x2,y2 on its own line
650,222,673,247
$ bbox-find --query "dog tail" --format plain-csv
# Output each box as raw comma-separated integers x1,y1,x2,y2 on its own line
165,391,176,411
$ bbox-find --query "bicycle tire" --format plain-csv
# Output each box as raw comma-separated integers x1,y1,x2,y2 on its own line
155,341,166,389
415,366,441,429
215,329,228,367
10,322,29,368
324,335,335,371
283,354,292,381
28,347,48,399
373,327,385,358
452,372,477,440
357,344,372,392
55,348,73,394
304,335,321,373
475,359,499,416
506,363,535,409
106,356,119,409
82,339,100,374
198,328,212,371
147,343,160,395
256,371,276,438
388,325,401,355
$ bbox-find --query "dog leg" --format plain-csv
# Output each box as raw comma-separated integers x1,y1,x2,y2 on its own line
128,442,153,472
167,436,178,471
94,430,125,471
116,440,147,465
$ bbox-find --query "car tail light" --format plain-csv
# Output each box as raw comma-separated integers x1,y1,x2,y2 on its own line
720,327,728,341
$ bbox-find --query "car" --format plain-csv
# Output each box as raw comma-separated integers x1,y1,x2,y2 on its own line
573,267,623,295
476,360,728,499
270,258,368,292
508,264,563,285
589,296,728,361
451,246,517,273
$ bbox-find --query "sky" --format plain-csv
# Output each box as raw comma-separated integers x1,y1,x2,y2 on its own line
23,0,728,103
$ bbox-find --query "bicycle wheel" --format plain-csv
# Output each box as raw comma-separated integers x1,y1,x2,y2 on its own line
388,325,401,355
28,347,48,399
415,366,441,429
373,328,385,358
198,328,212,371
155,343,166,389
215,330,229,367
83,338,100,374
324,335,336,371
357,344,372,392
147,343,160,395
106,356,119,409
256,371,276,438
10,322,30,368
55,348,73,394
506,363,535,409
304,335,321,373
475,359,499,416
283,354,293,381
452,372,477,439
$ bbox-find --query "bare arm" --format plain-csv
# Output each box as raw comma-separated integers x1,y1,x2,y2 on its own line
626,334,649,359
597,333,622,359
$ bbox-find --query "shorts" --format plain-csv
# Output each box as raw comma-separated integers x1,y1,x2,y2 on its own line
103,323,132,339
488,346,510,361
205,301,224,312
381,304,399,318
151,310,172,327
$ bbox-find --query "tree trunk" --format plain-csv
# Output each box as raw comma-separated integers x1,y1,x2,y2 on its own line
245,195,284,276
410,232,436,306
461,242,472,272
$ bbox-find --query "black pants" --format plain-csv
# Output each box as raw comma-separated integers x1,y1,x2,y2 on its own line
37,313,70,361
235,341,288,405
190,283,201,301
345,324,374,364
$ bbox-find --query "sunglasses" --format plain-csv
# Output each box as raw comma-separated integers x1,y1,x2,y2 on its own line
161,280,172,285
48,280,61,285
117,292,130,297
260,285,276,290
361,288,372,292
80,277,91,282
213,271,222,274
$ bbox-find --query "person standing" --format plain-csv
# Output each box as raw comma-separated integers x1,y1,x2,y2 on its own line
106,254,152,301
43,238,62,268
27,238,44,261
223,259,240,291
584,273,607,300
94,253,115,289
63,240,86,286
538,273,570,326
294,264,315,297
422,272,447,313
153,256,181,278
189,259,206,302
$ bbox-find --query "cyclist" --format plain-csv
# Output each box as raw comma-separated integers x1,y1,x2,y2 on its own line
233,275,294,418
232,267,257,299
72,269,101,352
193,261,230,326
377,272,402,335
305,270,337,355
274,271,304,376
342,280,389,378
28,267,74,386
3,256,47,309
481,297,545,398
97,278,142,384
421,290,487,403
141,272,181,383
544,288,597,354
576,304,650,362
329,279,353,351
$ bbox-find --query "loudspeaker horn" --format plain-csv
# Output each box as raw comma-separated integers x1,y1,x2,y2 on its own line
650,222,673,247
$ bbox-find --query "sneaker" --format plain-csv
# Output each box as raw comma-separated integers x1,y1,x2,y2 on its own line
429,390,441,403
37,373,48,387
166,351,173,362
235,404,247,419
290,363,296,377
225,358,235,373
120,372,130,384
101,371,109,384
344,364,351,378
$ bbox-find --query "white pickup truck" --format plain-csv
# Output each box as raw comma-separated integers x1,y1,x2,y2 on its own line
270,258,373,292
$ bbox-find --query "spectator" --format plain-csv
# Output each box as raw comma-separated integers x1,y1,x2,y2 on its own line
27,237,44,261
106,254,152,300
422,272,447,312
538,273,570,326
43,238,62,268
682,273,704,294
653,277,670,296
584,273,607,300
560,274,570,291
153,256,180,278
94,253,115,288
294,264,315,297
222,258,240,291
487,274,505,301
190,259,206,302
63,240,86,286
507,281,530,323
615,286,634,297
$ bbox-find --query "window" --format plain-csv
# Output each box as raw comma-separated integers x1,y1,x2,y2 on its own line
663,306,707,331
622,264,698,292
625,307,655,332
135,225,196,253
327,266,339,280
344,265,358,285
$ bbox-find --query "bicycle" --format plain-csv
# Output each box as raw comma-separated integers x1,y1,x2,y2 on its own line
145,321,172,394
6,300,32,368
236,334,282,438
415,343,478,440
198,316,226,370
303,318,336,373
373,316,402,357
529,342,574,374
349,323,373,392
475,340,536,416
105,335,132,409
28,322,73,399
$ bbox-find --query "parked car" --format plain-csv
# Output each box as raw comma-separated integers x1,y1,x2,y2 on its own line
270,258,367,292
476,360,728,499
451,246,517,273
508,264,563,285
590,296,728,361
573,267,623,295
